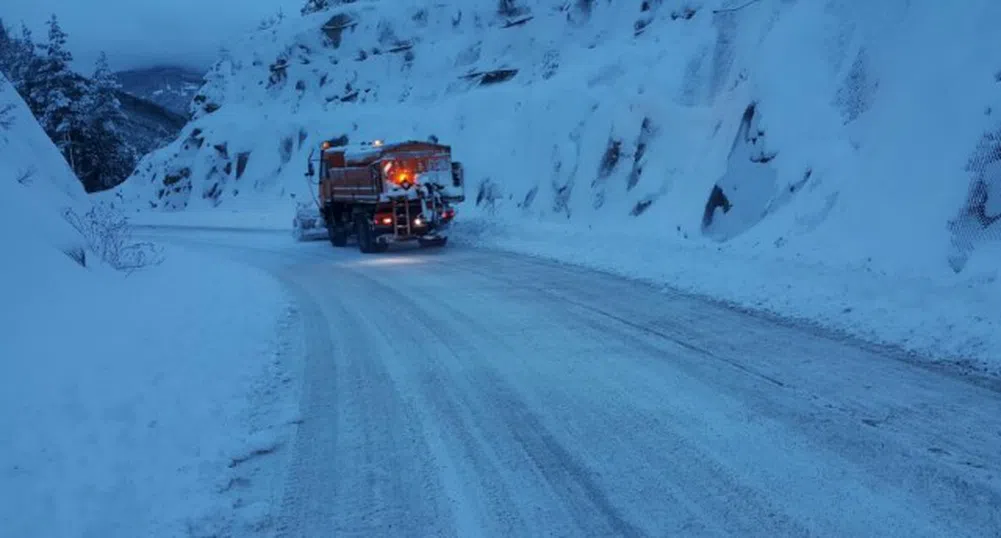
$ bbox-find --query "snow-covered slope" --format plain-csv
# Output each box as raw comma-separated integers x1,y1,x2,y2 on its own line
109,0,1001,369
1,73,88,268
0,73,301,537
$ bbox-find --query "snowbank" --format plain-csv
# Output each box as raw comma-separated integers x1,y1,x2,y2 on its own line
107,0,1001,370
0,246,301,537
0,74,301,536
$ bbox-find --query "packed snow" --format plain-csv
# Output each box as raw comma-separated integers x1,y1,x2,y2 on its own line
106,0,1001,371
0,73,302,537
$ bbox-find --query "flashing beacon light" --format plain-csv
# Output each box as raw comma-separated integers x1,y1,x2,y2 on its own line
372,139,384,147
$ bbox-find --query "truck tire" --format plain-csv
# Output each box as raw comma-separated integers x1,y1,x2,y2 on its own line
355,216,379,254
328,225,348,247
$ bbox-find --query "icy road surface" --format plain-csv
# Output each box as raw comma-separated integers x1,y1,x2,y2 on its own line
143,228,1001,538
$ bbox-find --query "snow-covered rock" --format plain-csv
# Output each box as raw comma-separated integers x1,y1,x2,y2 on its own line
108,0,1001,368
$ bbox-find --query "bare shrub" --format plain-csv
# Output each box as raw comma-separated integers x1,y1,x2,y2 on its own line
63,204,165,274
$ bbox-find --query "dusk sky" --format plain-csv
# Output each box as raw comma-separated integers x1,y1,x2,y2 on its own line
2,0,303,73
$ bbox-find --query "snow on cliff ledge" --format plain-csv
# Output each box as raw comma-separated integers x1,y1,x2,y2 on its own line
109,0,1001,369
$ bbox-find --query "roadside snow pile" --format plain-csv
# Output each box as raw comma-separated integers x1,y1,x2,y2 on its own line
108,0,1001,370
0,74,302,537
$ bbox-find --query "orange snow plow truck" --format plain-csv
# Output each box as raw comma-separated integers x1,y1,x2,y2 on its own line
295,138,465,252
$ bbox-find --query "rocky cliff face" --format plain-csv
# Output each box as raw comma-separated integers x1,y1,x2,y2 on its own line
110,0,1001,277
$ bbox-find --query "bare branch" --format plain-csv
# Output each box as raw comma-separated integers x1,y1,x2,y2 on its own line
62,203,165,273
0,102,14,130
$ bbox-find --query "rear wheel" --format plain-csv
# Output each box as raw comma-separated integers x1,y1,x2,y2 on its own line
355,215,379,254
328,225,348,247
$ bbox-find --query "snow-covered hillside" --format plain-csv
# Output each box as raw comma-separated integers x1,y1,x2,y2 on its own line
109,0,1001,369
0,73,88,263
0,73,301,537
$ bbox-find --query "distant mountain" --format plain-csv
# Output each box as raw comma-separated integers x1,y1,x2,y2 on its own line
115,89,187,163
115,66,204,116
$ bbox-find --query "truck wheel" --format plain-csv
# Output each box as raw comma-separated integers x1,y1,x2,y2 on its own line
328,225,348,247
355,216,376,253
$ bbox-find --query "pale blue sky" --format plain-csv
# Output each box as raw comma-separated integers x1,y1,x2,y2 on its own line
2,0,303,72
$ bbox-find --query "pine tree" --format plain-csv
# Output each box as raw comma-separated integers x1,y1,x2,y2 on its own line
30,14,86,170
0,20,11,65
0,21,17,90
77,52,134,190
0,21,40,94
0,76,16,134
15,23,41,90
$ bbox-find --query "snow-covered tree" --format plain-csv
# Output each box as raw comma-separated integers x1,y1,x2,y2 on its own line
0,21,11,64
1,17,136,190
0,77,16,134
0,21,41,93
76,52,135,191
30,15,86,168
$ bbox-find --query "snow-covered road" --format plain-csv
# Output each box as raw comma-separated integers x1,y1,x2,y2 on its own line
143,228,1001,538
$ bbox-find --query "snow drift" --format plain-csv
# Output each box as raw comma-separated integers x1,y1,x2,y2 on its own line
0,73,300,537
108,0,1001,369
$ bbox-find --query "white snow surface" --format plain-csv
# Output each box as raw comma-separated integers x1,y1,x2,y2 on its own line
0,74,88,266
107,0,1001,371
0,74,301,537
